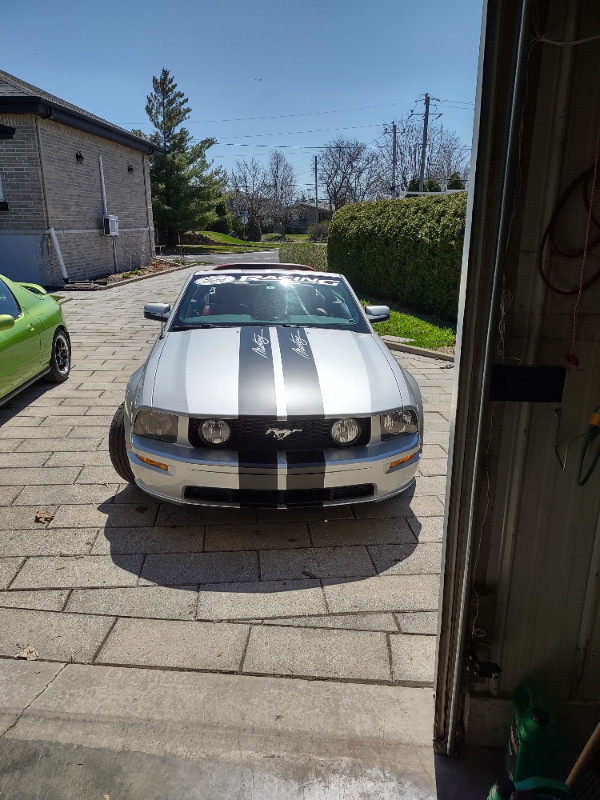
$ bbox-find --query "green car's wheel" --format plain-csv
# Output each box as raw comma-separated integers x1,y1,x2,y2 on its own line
48,329,71,383
109,403,135,483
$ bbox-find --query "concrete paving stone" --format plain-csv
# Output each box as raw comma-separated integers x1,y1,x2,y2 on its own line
415,475,447,495
0,528,98,556
0,506,59,530
10,554,143,589
75,465,121,484
48,502,157,528
204,522,310,552
60,396,110,407
421,444,448,459
359,495,445,519
423,413,450,432
92,526,204,554
195,580,327,620
0,558,24,590
17,437,103,452
0,452,52,468
418,459,449,477
41,415,114,427
140,551,259,586
423,431,450,446
260,546,376,581
35,405,91,416
0,439,22,452
96,617,249,671
156,503,256,526
309,518,416,547
66,585,198,620
0,486,19,505
323,574,440,614
61,425,109,438
0,425,73,439
44,450,112,468
55,391,103,400
14,483,120,506
243,625,391,682
261,612,399,632
389,634,436,683
0,416,43,427
0,659,64,735
256,505,354,523
368,543,443,575
84,405,121,415
396,612,438,635
0,607,113,662
0,589,69,611
0,467,82,486
407,516,445,542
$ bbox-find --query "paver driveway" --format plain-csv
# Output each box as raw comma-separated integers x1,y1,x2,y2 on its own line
0,265,452,686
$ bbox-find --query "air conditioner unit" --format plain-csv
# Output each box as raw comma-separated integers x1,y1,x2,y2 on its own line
103,215,119,236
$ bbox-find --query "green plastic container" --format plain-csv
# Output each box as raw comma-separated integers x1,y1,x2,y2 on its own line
487,776,570,799
506,682,557,781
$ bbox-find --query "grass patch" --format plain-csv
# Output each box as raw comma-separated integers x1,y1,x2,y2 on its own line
196,231,279,249
365,300,456,350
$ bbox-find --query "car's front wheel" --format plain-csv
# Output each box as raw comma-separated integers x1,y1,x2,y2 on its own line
48,329,71,383
109,403,135,483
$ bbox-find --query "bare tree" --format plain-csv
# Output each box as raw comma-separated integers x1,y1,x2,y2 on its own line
227,158,269,224
318,137,384,211
266,150,296,233
377,115,470,193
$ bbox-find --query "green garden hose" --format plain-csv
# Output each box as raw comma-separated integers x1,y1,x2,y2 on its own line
576,408,600,486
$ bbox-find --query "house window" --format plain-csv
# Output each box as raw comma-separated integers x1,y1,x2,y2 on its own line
298,213,308,223
0,175,7,211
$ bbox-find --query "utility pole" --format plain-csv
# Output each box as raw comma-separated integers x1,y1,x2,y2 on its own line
419,93,430,193
391,123,398,198
314,156,319,236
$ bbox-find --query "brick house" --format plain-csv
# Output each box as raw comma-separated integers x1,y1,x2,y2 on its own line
0,71,160,286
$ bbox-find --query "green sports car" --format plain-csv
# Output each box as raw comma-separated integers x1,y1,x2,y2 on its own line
0,274,71,405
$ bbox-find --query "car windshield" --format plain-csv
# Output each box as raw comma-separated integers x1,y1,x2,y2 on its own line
171,273,370,332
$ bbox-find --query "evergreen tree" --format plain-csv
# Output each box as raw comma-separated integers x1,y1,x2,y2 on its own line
142,68,224,247
447,172,465,190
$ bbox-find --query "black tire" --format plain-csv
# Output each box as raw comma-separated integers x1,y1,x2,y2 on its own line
47,329,71,383
109,403,135,483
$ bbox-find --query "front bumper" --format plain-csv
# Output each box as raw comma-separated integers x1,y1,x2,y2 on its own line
128,434,420,508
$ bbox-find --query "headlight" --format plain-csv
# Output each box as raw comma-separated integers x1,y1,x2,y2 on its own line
381,410,418,438
133,409,178,443
200,419,231,446
330,418,361,445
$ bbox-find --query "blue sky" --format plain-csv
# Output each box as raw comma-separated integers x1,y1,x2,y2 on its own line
3,0,483,193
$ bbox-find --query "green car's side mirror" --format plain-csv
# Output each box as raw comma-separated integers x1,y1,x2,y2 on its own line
0,314,15,332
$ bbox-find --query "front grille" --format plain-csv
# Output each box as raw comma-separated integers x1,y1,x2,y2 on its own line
184,484,374,507
189,417,371,451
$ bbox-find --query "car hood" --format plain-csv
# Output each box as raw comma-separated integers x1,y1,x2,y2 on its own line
147,326,408,417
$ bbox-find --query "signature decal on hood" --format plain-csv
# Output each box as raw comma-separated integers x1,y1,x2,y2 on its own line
290,331,310,360
252,330,269,358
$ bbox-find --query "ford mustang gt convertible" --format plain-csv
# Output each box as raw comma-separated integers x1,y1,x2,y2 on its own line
109,264,423,508
0,274,70,405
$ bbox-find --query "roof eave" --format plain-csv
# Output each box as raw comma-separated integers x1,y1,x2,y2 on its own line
0,96,162,154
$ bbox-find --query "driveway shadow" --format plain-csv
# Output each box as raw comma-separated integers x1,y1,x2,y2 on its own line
98,483,421,596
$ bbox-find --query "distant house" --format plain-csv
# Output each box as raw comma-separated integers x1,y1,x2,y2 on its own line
0,70,160,286
283,203,332,234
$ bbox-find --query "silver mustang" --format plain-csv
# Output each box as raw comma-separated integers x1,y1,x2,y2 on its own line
109,264,423,508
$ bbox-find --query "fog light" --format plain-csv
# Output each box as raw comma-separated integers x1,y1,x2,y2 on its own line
330,418,360,445
200,419,231,446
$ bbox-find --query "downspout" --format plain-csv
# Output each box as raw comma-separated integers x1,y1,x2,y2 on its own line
35,118,69,283
99,155,118,273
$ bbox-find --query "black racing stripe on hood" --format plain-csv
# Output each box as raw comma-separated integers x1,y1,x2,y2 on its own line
238,326,277,417
277,327,324,418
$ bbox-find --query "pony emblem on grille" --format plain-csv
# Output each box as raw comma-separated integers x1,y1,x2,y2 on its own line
266,427,303,440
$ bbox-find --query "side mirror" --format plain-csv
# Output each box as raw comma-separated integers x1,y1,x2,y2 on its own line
364,305,390,324
144,303,171,322
0,314,15,332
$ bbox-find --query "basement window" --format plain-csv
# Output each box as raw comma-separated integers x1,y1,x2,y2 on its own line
0,175,7,212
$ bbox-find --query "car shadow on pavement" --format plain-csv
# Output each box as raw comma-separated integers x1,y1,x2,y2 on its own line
98,483,422,594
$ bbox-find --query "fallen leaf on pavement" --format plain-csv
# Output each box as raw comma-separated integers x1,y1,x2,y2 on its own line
35,511,54,524
15,645,38,661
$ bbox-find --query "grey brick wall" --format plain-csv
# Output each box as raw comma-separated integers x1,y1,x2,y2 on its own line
0,114,47,231
0,113,155,286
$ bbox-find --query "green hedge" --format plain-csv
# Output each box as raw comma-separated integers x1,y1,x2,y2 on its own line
327,193,467,319
279,242,328,271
